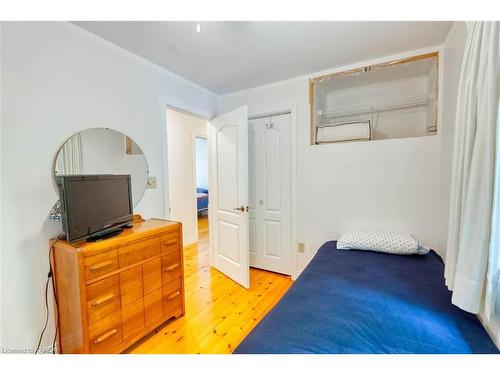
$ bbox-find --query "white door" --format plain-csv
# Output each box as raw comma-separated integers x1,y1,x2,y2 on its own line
209,106,250,288
249,114,292,275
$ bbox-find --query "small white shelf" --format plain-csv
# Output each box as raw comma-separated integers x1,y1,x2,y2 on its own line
318,94,429,119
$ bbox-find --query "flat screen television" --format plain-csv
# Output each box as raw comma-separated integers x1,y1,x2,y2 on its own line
56,174,133,243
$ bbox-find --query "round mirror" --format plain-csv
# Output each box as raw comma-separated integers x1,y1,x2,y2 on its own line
54,128,149,206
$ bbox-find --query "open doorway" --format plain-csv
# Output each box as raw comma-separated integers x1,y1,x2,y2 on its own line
194,136,209,242
165,107,209,246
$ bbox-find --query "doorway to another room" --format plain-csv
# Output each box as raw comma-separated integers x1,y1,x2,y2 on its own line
166,108,209,246
195,136,209,243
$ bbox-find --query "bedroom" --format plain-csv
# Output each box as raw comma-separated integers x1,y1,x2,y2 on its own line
0,0,499,372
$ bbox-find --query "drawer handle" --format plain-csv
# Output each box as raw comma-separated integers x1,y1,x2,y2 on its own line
165,290,180,301
163,239,178,246
89,260,114,272
94,329,118,344
164,263,180,272
91,293,115,307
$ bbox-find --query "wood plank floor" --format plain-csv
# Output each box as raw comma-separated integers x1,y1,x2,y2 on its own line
127,215,293,354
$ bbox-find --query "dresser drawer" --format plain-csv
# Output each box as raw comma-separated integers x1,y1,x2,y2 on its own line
86,275,121,324
84,250,118,281
144,288,163,326
160,231,181,252
119,237,161,268
161,250,181,285
143,257,162,295
121,297,145,342
120,265,143,306
89,309,123,354
162,278,183,318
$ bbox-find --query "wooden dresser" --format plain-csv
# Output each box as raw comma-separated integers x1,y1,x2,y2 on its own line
51,218,184,353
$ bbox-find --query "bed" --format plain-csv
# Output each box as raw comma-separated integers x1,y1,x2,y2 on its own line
235,241,499,354
196,187,209,212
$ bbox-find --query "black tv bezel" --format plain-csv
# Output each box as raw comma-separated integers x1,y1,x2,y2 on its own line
57,174,133,243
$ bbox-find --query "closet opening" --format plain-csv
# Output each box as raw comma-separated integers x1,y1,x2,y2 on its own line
309,52,439,144
248,111,293,276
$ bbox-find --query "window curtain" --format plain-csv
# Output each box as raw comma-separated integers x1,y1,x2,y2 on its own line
55,133,82,175
445,21,500,315
486,105,500,319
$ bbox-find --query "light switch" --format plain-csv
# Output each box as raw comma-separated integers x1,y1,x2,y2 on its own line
146,176,157,189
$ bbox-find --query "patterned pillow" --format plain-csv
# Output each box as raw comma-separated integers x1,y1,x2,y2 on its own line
337,230,430,255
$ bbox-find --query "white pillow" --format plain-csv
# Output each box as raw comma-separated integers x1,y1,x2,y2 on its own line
337,230,430,255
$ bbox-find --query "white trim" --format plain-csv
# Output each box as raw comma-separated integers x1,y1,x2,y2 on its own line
160,97,170,220
192,132,208,239
290,103,298,280
183,234,198,247
208,120,215,268
160,97,210,222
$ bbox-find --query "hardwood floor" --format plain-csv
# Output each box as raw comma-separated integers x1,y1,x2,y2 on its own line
127,215,293,354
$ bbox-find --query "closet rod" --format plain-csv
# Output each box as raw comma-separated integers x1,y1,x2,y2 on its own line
249,110,291,121
318,95,428,119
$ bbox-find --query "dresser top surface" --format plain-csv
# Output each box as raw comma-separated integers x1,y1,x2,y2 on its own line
52,218,181,254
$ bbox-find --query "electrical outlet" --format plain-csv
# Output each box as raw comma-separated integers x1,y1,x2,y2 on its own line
298,242,305,253
146,176,157,189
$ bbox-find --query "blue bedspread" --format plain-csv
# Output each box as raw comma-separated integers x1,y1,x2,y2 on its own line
235,241,498,354
196,187,208,211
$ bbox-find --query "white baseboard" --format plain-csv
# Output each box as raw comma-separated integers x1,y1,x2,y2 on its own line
183,234,198,246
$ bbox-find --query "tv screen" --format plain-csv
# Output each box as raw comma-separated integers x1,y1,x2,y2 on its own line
57,175,133,243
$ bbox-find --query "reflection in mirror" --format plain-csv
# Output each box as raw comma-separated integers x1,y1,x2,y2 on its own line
54,128,149,205
310,53,438,144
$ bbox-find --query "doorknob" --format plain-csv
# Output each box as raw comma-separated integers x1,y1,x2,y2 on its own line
233,206,245,212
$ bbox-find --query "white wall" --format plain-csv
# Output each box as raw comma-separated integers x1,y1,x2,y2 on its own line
0,21,217,351
195,137,209,190
218,46,443,274
166,109,208,245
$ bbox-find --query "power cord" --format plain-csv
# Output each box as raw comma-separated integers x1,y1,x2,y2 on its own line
35,234,64,354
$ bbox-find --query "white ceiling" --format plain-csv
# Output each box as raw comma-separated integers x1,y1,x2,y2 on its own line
73,21,453,95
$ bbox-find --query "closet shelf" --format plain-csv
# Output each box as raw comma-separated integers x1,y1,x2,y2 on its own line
317,94,429,119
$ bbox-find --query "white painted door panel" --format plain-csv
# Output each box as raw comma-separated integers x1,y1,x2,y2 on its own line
249,114,292,275
209,106,250,288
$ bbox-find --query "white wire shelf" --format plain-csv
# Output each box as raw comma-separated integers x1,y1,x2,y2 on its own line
317,94,429,119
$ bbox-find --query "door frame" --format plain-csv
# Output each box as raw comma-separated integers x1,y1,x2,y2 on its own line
192,133,209,233
160,97,211,221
